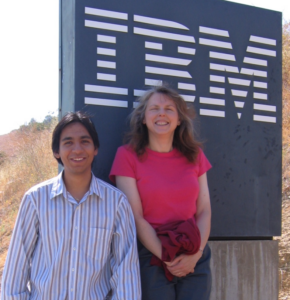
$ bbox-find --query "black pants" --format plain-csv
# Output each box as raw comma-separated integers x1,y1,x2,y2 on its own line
138,241,212,300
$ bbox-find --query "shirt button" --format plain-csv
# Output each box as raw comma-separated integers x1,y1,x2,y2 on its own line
71,288,73,292
72,268,75,271
73,247,76,251
75,226,78,230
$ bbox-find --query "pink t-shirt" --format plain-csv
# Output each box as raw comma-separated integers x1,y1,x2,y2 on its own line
109,146,211,229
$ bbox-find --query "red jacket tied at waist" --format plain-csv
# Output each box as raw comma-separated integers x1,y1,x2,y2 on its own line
150,217,201,281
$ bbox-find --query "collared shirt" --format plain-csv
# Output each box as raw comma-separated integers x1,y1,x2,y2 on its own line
1,172,141,300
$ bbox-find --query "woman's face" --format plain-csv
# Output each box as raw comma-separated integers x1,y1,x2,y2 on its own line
143,93,180,140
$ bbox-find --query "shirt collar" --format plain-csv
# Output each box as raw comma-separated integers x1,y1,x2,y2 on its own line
88,173,103,199
50,171,66,200
50,171,103,200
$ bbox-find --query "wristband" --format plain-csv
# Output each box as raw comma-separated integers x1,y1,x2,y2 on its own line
199,248,203,253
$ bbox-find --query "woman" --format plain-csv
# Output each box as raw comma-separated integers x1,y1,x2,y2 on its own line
109,85,211,300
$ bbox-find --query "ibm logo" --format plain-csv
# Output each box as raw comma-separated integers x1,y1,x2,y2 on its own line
83,7,278,124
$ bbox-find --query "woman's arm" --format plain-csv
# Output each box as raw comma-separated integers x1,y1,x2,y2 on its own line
167,172,211,276
195,172,212,250
116,176,163,259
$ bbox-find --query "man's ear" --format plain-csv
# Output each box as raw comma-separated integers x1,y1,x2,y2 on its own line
94,148,98,156
54,152,60,159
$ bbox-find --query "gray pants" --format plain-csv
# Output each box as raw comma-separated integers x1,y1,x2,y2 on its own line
138,241,212,300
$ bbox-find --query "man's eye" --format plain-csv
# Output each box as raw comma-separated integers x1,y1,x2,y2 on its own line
82,140,91,144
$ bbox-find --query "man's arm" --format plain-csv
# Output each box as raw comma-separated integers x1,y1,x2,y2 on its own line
1,193,39,300
109,196,141,300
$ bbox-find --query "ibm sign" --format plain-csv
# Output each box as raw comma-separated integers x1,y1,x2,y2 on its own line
83,7,277,123
70,0,282,237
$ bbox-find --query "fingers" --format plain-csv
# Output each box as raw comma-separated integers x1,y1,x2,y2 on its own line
166,265,181,276
167,264,195,277
167,266,194,277
169,270,183,277
170,255,184,265
164,261,174,267
176,268,194,277
165,254,197,277
164,258,180,267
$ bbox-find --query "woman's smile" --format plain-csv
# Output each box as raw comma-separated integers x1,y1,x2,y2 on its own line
143,93,180,139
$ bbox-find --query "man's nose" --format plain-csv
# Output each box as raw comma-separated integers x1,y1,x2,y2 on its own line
72,142,82,152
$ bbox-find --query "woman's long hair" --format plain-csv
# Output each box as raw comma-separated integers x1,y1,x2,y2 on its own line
125,84,202,163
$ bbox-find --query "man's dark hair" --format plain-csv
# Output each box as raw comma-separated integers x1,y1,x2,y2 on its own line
52,111,99,165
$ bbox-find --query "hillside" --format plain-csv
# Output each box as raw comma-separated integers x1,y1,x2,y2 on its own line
0,119,58,283
0,131,18,158
276,21,290,299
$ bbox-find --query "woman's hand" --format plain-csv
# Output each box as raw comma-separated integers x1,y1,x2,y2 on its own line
166,251,203,277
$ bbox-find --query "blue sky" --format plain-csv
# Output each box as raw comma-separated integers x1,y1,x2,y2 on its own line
0,0,289,135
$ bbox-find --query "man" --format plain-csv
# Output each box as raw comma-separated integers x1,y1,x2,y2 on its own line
1,112,141,299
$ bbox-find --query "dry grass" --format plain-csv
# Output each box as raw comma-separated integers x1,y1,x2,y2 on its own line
0,120,58,279
277,21,290,299
277,200,290,299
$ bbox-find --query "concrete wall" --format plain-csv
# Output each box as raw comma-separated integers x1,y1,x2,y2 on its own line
209,240,278,300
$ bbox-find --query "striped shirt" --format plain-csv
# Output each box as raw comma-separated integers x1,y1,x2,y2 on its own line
1,172,141,300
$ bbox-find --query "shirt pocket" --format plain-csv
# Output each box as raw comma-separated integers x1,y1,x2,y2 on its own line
86,227,112,261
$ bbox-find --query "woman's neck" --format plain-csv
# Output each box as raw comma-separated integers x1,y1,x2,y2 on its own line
148,135,174,153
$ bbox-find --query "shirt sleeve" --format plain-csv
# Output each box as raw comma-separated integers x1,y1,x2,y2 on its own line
109,196,141,300
197,149,212,177
109,146,137,184
1,193,39,300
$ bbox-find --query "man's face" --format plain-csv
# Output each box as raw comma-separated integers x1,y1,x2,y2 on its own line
54,122,98,177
